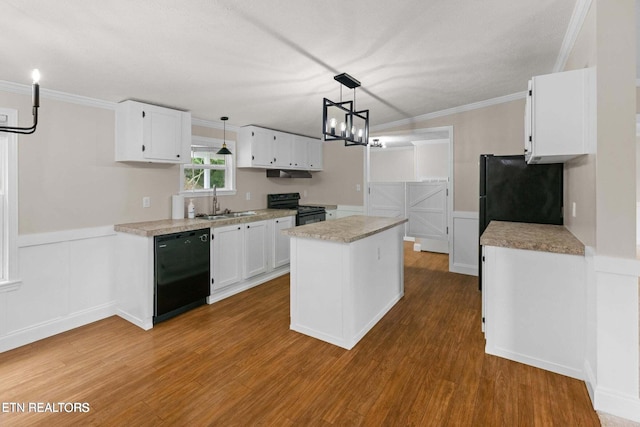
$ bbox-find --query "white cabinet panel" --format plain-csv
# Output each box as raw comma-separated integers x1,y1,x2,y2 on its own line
307,138,323,170
525,68,594,164
273,216,294,268
212,224,243,290
238,126,322,171
243,220,268,279
483,245,585,379
292,135,309,169
116,100,191,163
272,132,293,168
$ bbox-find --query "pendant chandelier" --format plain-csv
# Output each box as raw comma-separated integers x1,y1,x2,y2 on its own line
322,73,369,147
0,69,40,135
216,116,232,155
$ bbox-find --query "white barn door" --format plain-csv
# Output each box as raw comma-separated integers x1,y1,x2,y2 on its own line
368,183,405,218
406,181,448,253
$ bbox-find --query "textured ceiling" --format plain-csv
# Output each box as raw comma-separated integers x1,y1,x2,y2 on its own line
0,0,577,137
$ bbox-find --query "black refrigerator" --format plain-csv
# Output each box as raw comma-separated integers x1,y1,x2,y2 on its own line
478,154,563,290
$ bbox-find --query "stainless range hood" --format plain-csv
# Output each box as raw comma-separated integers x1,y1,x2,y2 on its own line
266,169,312,178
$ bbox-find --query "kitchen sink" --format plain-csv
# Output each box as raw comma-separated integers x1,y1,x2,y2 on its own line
196,211,257,220
226,211,256,217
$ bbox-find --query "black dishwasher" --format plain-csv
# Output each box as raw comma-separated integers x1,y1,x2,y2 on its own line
154,228,210,324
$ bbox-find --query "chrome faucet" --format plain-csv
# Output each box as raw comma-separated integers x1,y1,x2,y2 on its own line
212,185,221,215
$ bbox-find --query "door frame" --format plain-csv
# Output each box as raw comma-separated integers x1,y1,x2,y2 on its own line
364,125,454,267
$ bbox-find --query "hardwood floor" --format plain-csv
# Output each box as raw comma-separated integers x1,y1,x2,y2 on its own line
0,243,600,426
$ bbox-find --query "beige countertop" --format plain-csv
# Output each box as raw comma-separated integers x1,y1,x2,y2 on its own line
114,209,297,237
282,215,408,243
480,221,585,256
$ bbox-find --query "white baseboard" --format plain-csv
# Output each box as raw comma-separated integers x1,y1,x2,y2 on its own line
116,308,153,331
207,266,290,304
0,302,116,353
486,344,583,380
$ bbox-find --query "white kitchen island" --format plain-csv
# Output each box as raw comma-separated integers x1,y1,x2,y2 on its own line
282,215,408,350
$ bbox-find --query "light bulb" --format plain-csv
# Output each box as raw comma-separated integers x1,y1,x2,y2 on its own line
329,118,337,134
31,69,40,84
340,122,346,137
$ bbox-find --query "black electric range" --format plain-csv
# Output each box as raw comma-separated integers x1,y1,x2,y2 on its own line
267,193,326,226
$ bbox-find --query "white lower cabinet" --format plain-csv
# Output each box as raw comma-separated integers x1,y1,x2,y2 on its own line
243,220,268,279
212,218,290,293
211,224,243,290
482,245,585,379
273,216,294,268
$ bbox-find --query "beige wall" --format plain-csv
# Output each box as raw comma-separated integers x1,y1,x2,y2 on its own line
563,1,597,248
593,0,636,258
375,99,526,212
563,0,636,256
2,92,181,235
2,91,365,235
416,141,449,179
370,147,415,182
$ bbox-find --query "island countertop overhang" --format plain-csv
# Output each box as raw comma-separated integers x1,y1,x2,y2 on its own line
282,215,408,243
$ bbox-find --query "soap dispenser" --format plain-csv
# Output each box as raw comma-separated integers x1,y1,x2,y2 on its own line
187,199,195,219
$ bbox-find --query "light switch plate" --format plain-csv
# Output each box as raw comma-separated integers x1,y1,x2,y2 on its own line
142,196,151,208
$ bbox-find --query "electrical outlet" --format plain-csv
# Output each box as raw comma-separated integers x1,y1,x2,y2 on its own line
356,184,361,192
303,190,308,198
142,196,151,208
246,192,251,201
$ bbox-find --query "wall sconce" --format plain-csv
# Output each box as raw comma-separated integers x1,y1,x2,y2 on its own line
0,69,40,135
322,73,369,147
216,116,232,155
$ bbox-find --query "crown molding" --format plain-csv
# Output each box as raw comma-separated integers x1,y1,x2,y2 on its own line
191,117,240,132
553,0,592,72
371,91,526,132
0,80,117,110
0,81,242,131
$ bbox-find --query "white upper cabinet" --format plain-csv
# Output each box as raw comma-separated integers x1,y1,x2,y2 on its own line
237,125,323,170
525,68,594,164
307,138,323,170
272,132,293,168
291,135,309,169
115,100,191,163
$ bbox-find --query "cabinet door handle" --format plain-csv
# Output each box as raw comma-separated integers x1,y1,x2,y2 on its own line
176,154,180,158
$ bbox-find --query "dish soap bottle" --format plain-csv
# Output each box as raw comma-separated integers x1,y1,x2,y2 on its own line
187,199,195,219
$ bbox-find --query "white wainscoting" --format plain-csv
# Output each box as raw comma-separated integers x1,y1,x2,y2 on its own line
584,249,640,422
450,211,478,276
0,227,117,353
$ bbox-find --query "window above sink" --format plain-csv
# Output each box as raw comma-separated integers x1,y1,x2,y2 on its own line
180,136,237,196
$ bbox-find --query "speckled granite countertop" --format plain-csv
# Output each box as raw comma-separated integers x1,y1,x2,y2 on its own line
480,221,585,256
114,209,297,237
282,215,408,243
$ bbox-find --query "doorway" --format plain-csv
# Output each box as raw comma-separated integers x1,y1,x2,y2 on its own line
365,126,453,256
